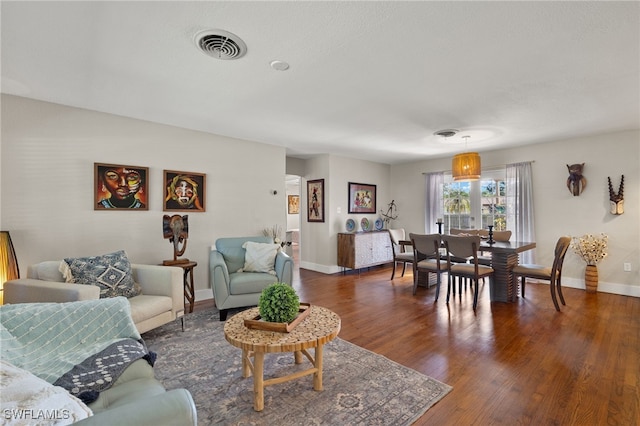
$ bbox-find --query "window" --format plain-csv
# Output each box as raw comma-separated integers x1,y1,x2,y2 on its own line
441,169,506,233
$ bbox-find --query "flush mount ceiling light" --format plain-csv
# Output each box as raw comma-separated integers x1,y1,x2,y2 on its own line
452,136,481,182
195,29,247,60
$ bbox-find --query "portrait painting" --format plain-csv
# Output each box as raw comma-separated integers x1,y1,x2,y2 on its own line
163,170,206,212
288,195,300,214
95,163,148,210
348,182,376,214
307,179,325,222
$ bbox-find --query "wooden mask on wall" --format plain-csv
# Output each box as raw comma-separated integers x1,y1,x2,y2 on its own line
608,175,624,215
566,163,586,196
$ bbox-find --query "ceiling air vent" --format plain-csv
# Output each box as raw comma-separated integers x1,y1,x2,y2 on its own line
433,129,459,138
195,30,247,60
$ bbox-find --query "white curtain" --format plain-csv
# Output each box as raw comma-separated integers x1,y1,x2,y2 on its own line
506,161,535,263
424,172,444,233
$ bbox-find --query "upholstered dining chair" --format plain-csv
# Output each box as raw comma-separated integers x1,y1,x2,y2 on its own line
389,228,414,280
512,236,571,311
441,234,494,310
409,233,445,299
447,228,478,291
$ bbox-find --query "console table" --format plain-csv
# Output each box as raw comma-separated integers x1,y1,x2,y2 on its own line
337,231,393,273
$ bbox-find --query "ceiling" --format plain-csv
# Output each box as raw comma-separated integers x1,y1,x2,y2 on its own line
2,1,638,165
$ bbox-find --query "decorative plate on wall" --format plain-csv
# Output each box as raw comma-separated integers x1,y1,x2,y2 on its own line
345,219,356,233
374,218,384,231
361,218,371,232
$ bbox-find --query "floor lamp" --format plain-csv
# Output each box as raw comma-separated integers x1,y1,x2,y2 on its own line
0,231,20,305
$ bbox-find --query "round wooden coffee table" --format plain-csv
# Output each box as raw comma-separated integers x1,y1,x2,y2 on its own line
223,305,341,411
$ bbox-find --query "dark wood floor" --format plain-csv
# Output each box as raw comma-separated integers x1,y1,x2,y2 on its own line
193,259,640,425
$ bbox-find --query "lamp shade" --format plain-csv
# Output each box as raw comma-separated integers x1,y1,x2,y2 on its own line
452,152,481,181
0,231,20,305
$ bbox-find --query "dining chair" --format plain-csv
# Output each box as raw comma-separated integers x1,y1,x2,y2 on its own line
409,233,445,299
512,236,571,311
441,234,494,310
447,228,478,291
388,228,414,280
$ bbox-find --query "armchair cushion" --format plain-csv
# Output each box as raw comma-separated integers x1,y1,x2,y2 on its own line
60,250,141,299
239,241,279,275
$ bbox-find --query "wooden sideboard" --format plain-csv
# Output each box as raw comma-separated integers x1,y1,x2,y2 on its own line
337,231,393,271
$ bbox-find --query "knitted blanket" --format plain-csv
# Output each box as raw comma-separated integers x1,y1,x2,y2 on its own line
0,297,151,402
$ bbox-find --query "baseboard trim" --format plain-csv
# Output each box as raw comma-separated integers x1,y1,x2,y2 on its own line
533,277,640,298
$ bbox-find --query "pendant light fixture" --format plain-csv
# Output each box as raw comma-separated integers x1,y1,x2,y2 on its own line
452,136,481,181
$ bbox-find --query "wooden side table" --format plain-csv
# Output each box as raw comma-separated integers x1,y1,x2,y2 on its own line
224,305,341,411
164,261,197,313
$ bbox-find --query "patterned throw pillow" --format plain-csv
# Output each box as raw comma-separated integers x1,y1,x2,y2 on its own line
60,250,141,298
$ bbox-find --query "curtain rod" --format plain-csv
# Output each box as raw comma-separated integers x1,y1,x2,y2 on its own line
421,160,535,175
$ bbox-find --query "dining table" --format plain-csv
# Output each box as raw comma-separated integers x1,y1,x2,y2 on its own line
478,240,536,302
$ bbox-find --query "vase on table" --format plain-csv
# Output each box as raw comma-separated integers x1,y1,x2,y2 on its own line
585,264,598,293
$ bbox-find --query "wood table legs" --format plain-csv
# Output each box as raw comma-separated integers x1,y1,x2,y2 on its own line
314,344,323,391
183,266,195,313
253,352,265,411
241,346,324,411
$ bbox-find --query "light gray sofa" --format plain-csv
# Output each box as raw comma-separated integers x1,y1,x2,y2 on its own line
210,236,294,320
3,261,184,334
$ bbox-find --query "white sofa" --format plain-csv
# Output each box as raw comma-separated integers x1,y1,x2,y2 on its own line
3,261,184,334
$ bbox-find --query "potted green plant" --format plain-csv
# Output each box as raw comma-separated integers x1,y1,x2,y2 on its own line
258,282,300,323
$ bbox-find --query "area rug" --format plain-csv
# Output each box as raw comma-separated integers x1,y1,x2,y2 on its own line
143,308,452,425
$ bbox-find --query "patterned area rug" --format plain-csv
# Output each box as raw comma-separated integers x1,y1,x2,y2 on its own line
143,308,452,425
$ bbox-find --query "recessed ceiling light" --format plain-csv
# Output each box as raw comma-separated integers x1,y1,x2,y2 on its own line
270,60,290,71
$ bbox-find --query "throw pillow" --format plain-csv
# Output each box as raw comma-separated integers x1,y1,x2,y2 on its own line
239,241,279,276
0,360,93,425
59,250,141,298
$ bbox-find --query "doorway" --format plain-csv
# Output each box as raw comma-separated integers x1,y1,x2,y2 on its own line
285,174,301,265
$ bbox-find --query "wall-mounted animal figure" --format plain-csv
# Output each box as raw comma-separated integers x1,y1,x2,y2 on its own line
566,163,586,196
608,175,624,215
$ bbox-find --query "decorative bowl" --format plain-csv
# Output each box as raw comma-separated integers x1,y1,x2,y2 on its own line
345,218,356,233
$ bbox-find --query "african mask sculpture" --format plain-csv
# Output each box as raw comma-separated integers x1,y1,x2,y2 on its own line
566,163,586,196
162,214,189,265
608,175,624,215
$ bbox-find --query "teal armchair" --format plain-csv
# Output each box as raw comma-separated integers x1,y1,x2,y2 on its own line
210,236,293,320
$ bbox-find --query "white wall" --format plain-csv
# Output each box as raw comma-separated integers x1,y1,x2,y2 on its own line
1,95,289,301
298,154,391,273
391,130,640,296
3,95,637,299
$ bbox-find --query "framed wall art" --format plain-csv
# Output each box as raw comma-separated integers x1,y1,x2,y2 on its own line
348,182,376,214
163,170,206,212
95,163,148,210
307,179,325,222
288,195,300,214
